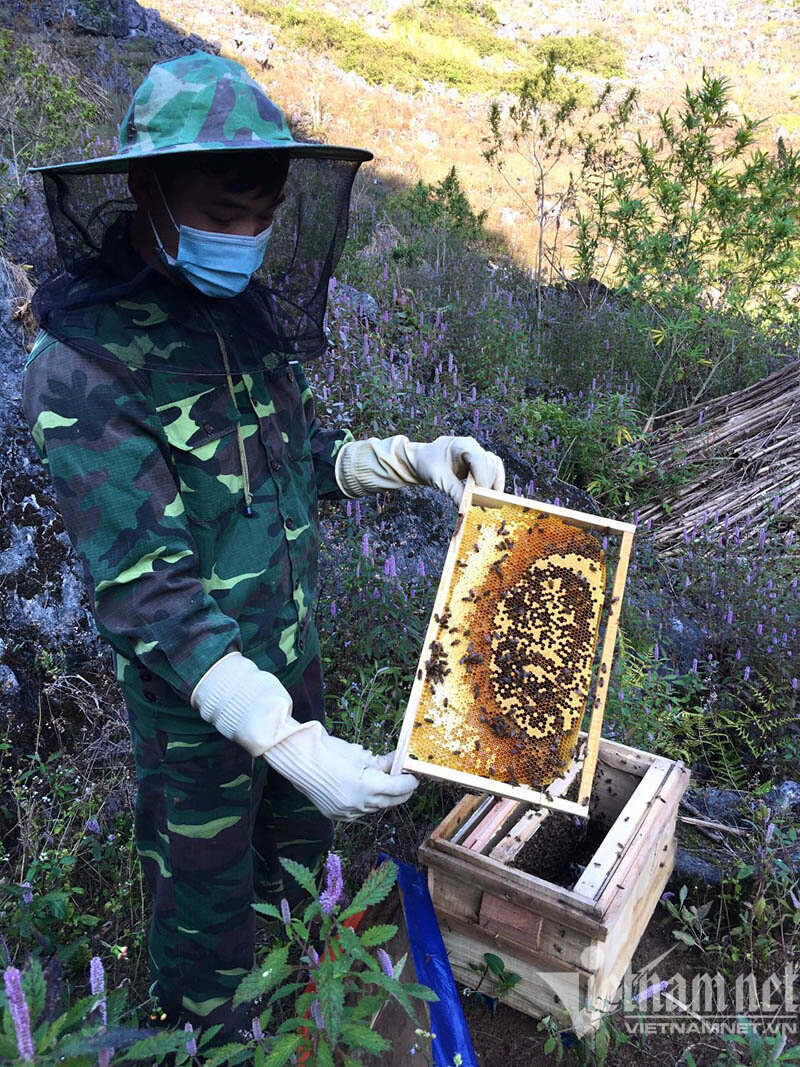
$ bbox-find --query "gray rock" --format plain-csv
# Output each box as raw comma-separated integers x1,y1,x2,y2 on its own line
684,786,749,825
766,780,800,814
0,524,36,577
328,278,380,324
74,0,129,36
0,665,20,698
0,259,31,439
673,846,724,886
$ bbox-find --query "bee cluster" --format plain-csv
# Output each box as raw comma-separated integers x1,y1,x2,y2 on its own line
410,502,605,791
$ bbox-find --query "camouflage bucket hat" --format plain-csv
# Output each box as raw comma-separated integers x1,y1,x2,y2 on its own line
32,50,372,175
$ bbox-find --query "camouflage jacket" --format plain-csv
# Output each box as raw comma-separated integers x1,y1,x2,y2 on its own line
22,273,354,735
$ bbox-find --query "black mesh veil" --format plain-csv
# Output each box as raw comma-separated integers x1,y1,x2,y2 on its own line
33,154,366,377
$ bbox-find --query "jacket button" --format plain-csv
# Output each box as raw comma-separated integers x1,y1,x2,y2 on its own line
285,516,295,529
144,691,157,702
271,457,281,471
286,370,293,381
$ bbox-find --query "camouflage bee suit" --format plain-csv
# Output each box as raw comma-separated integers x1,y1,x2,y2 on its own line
22,242,355,1038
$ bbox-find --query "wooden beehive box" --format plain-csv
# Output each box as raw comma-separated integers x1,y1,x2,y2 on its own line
419,735,690,1035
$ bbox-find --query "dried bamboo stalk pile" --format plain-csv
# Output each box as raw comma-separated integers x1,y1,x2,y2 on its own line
636,360,800,547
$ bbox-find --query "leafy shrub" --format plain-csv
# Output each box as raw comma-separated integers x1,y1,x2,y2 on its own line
0,30,98,187
533,34,626,77
388,166,487,241
574,71,800,411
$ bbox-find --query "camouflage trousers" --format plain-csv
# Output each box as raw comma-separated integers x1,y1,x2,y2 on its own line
125,655,333,1043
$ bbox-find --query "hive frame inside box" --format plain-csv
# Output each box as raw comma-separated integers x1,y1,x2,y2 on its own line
419,736,691,1034
391,475,636,817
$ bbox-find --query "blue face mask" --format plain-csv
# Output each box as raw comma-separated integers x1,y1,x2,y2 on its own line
149,175,273,298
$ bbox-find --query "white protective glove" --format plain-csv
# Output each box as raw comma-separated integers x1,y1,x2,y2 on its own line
334,434,505,506
190,651,418,821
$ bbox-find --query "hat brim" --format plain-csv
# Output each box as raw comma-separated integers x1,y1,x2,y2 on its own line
31,140,373,176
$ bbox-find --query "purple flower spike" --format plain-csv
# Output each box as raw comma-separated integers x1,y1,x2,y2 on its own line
417,559,425,577
319,852,343,915
184,1022,197,1056
310,999,325,1029
376,949,394,978
252,1016,264,1041
355,499,362,525
744,666,751,681
280,898,292,926
90,956,107,1025
86,817,101,835
384,554,398,578
4,967,35,1062
361,533,370,558
21,882,32,906
307,944,320,967
330,600,337,618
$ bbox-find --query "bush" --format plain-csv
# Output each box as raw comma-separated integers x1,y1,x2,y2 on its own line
0,30,98,188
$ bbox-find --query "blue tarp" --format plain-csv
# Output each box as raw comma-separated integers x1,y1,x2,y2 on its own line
380,853,478,1067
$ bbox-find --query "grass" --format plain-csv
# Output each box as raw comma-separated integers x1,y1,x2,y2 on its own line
238,0,621,95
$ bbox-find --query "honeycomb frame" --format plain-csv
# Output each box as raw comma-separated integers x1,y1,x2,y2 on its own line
392,475,636,818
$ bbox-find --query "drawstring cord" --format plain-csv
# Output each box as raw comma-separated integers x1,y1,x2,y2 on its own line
203,311,255,517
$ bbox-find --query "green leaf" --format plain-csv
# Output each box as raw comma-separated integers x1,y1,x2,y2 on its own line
350,995,386,1021
201,1040,252,1066
279,857,318,898
340,1022,392,1054
21,958,46,1027
736,864,756,880
401,982,439,1003
316,1036,335,1067
673,930,696,946
340,860,397,920
544,1036,558,1054
484,952,505,976
252,902,283,920
317,971,345,1045
360,924,398,947
234,944,291,1006
118,1030,189,1061
264,1033,303,1066
198,1023,225,1047
267,982,306,1007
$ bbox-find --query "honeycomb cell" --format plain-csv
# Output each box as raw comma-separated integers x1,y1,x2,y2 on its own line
408,503,605,791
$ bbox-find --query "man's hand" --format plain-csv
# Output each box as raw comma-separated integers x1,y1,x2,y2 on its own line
265,725,417,821
334,434,505,505
191,652,417,820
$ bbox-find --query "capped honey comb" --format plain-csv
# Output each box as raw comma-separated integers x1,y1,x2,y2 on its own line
408,502,605,791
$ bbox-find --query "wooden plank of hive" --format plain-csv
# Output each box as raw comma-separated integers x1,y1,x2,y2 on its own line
420,836,606,934
488,756,583,864
595,761,690,917
571,761,672,901
462,797,521,853
577,526,635,807
439,915,594,1024
405,757,590,816
432,792,487,845
470,486,637,537
591,766,689,1016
